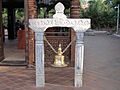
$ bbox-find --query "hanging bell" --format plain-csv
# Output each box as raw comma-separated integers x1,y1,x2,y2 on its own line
51,44,68,67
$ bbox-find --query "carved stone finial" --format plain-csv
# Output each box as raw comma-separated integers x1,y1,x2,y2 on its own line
53,2,67,19
55,2,65,13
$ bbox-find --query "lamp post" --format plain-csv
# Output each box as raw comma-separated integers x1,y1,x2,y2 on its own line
115,4,119,34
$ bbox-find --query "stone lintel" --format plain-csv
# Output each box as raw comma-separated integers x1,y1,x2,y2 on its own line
29,19,90,32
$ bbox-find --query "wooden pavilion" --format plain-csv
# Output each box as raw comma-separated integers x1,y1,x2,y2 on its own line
0,0,81,67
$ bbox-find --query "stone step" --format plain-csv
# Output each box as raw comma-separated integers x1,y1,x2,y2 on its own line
0,61,27,66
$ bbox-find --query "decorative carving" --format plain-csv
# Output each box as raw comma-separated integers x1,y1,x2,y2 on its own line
29,19,90,32
55,2,65,13
53,2,67,19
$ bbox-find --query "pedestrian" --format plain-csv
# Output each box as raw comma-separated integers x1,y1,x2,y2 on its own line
15,20,21,38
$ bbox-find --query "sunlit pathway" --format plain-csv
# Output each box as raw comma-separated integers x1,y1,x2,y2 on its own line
0,33,120,90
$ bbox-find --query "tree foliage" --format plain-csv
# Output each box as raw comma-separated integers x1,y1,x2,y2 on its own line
112,0,120,6
2,0,118,29
37,0,70,18
80,0,116,29
2,8,8,27
2,8,24,27
15,8,24,21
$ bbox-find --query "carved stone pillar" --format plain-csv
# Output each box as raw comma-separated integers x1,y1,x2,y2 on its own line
35,31,45,87
27,0,37,67
75,31,84,87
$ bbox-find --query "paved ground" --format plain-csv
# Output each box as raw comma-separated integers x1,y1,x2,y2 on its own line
0,33,120,90
0,38,26,66
3,38,25,61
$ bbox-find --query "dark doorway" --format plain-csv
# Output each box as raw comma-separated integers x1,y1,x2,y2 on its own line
0,0,26,66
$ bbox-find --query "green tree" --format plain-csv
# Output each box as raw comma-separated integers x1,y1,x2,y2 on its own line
112,0,120,6
2,8,8,27
80,0,116,29
15,8,24,21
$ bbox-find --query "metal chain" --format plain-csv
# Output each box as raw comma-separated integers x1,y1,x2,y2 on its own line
44,36,58,54
62,37,76,54
44,36,76,54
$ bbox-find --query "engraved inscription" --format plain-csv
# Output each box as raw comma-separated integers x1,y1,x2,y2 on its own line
29,19,90,29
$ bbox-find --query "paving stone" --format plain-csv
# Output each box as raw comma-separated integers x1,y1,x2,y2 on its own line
0,34,120,90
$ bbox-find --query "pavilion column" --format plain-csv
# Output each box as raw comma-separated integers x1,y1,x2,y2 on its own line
74,31,84,87
27,0,37,67
70,0,84,86
70,0,80,18
35,31,45,87
0,0,4,61
24,0,29,63
8,1,15,40
70,0,80,66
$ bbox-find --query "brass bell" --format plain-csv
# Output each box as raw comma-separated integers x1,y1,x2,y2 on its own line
51,44,67,67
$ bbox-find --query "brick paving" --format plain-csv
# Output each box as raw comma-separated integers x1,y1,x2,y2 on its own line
0,33,120,90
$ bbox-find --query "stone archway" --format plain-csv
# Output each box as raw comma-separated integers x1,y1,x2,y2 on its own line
29,2,90,87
